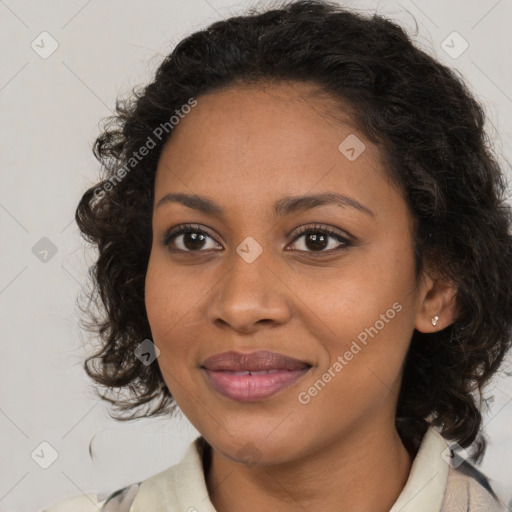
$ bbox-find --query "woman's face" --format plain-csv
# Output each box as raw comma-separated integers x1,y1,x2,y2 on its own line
145,82,428,464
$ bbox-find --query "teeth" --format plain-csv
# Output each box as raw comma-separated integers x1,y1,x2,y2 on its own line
229,369,282,375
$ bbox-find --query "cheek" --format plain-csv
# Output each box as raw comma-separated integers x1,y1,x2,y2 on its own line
291,279,415,426
292,244,417,382
144,258,197,405
144,249,219,385
144,253,193,357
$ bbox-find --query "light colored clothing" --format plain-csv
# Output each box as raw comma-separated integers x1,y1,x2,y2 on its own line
41,426,506,511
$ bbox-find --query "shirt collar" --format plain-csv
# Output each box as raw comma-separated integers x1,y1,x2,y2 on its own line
389,426,449,512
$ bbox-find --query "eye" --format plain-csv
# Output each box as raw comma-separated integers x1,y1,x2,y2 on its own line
287,224,352,254
161,224,222,252
161,223,353,254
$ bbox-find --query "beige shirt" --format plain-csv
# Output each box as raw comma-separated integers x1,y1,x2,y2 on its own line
42,427,506,512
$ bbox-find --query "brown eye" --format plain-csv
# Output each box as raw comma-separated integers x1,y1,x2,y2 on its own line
162,224,222,252
288,225,352,253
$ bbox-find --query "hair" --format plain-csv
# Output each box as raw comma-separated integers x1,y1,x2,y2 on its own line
76,0,512,462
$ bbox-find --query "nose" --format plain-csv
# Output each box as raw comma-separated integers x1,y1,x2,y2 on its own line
207,248,293,334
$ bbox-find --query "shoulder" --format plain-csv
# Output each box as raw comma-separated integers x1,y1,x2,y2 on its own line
41,482,141,512
41,437,207,512
40,492,106,512
442,454,506,512
393,424,506,512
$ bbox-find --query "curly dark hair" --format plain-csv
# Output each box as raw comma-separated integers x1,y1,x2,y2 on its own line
76,0,512,462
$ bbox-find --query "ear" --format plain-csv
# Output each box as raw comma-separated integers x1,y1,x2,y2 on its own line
414,270,458,333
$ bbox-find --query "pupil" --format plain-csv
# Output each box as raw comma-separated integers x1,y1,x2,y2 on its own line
306,233,327,251
181,232,329,251
184,232,205,250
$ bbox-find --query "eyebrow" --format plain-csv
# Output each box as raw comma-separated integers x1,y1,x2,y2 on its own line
156,192,374,217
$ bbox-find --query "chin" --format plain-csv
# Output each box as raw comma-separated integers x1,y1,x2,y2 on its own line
202,423,307,467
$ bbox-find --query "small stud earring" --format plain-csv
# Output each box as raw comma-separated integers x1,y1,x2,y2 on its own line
431,315,439,326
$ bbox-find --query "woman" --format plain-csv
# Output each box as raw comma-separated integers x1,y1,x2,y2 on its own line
43,0,512,510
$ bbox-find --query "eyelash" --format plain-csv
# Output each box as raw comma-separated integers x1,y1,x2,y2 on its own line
161,223,353,255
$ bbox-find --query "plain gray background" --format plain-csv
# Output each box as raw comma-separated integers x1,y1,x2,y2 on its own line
1,0,511,510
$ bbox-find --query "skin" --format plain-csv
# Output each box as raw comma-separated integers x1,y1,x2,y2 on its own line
144,81,458,512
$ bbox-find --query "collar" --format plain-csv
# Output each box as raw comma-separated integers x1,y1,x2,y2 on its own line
131,436,216,512
389,426,449,512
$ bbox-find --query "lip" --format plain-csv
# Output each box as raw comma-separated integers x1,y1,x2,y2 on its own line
201,350,312,402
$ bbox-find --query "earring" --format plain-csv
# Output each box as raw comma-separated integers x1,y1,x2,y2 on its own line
431,315,439,326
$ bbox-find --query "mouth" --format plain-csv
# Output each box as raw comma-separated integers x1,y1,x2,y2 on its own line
200,350,312,402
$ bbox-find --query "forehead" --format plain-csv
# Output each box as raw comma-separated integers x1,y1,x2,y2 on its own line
159,81,364,164
154,82,397,217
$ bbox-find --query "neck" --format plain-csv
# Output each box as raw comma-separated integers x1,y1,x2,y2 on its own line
204,421,414,512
